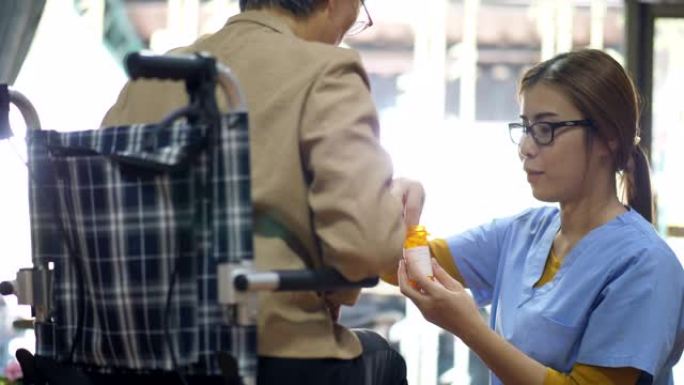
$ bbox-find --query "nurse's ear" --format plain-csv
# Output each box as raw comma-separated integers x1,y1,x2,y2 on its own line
593,133,618,165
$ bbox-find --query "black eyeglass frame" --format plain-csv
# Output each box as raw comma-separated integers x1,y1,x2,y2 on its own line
346,1,374,36
508,119,595,146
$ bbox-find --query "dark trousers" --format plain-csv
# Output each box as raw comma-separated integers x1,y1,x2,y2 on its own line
19,331,406,385
258,329,408,385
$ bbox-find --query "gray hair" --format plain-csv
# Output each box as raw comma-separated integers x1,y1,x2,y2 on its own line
240,0,324,16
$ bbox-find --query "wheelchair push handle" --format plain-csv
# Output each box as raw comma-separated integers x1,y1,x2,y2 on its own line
124,52,247,112
1,87,42,132
125,52,215,83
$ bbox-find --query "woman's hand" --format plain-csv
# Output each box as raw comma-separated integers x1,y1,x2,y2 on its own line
398,258,485,341
390,178,425,228
400,258,549,385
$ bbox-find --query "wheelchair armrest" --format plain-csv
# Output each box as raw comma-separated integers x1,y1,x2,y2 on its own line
235,268,378,292
219,265,378,325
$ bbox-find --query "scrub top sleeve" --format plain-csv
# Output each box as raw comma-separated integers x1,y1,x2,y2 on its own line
576,246,684,379
446,216,513,307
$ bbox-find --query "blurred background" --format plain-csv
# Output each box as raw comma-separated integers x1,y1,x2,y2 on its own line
1,0,683,383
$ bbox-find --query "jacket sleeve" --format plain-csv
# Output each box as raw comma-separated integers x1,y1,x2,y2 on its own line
299,49,405,282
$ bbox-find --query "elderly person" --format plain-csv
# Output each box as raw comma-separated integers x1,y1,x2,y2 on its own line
103,1,410,384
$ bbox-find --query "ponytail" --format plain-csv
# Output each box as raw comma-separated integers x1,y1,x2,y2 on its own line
622,145,654,223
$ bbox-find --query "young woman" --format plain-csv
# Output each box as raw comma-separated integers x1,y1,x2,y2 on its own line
397,49,684,385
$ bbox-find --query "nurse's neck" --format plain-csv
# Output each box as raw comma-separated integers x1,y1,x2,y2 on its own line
557,196,627,249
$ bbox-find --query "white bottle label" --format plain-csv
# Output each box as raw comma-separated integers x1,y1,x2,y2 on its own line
403,246,433,278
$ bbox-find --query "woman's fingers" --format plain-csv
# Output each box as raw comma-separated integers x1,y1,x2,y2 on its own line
398,260,423,302
432,259,463,291
404,258,463,296
404,257,448,297
400,259,482,338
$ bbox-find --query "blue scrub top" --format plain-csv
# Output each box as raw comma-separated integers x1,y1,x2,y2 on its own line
447,206,684,385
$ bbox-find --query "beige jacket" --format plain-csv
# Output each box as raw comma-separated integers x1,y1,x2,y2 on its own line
101,10,405,360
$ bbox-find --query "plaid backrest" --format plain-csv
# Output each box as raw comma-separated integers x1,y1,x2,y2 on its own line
27,113,256,377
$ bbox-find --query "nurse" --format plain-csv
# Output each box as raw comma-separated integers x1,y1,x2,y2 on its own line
396,49,684,385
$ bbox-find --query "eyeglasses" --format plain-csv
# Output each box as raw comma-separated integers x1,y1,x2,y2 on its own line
508,119,594,146
346,1,373,36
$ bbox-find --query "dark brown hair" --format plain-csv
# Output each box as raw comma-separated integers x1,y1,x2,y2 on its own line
519,49,653,223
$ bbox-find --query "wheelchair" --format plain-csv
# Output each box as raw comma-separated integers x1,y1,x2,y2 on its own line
0,53,378,385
